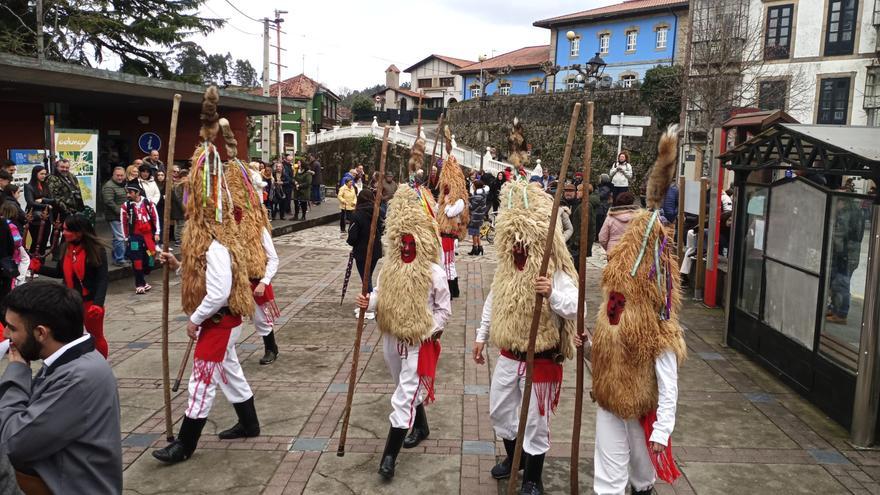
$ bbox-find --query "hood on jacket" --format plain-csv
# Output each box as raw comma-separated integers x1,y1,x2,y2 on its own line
607,205,639,221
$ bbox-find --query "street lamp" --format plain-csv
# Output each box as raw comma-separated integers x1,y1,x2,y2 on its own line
478,54,487,99
567,53,607,92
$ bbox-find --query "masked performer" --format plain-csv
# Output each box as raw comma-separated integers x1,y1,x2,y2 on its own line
590,126,686,495
221,121,281,366
435,134,469,298
153,87,260,465
472,181,579,495
356,184,451,481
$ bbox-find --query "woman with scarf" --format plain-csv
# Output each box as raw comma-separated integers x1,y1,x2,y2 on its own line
29,214,110,358
24,165,55,255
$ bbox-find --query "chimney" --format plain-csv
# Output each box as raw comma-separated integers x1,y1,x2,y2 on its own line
386,65,401,90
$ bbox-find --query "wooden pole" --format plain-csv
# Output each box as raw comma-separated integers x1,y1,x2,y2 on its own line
677,176,686,262
430,114,445,168
695,177,709,298
337,126,391,457
160,94,182,441
416,91,424,138
508,102,582,493
172,338,193,392
570,101,593,494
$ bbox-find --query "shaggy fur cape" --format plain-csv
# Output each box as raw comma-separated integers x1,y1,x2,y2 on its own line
180,87,254,317
489,181,578,360
436,155,469,239
591,126,686,419
376,185,441,345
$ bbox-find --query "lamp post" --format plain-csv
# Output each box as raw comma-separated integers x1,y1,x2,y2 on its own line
565,31,607,92
478,54,487,99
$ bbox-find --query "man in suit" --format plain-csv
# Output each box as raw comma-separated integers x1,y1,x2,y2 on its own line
0,281,122,494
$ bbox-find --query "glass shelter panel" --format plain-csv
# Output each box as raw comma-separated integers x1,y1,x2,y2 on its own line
766,180,827,274
764,259,820,350
819,194,873,372
738,186,769,316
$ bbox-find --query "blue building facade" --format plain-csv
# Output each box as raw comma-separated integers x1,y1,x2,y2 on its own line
461,69,547,100
534,0,688,90
454,45,550,101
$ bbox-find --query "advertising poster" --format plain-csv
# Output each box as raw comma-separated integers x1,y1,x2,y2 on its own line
8,149,48,209
54,129,98,210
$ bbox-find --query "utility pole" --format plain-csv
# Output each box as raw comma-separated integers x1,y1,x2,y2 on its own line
272,10,288,160
261,18,271,162
36,0,44,61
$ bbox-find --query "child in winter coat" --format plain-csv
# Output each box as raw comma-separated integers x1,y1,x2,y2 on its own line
598,192,639,256
467,181,489,256
338,177,357,233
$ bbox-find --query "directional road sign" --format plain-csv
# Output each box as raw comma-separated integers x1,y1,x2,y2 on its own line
610,115,652,127
602,125,644,137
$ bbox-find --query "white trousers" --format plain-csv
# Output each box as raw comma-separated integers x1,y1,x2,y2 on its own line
186,325,254,419
593,406,656,495
383,334,424,429
441,242,458,280
252,303,273,337
488,355,551,456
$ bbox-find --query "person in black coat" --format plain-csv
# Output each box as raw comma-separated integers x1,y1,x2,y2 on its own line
346,189,383,294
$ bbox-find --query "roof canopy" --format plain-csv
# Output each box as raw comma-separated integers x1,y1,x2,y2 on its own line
0,53,294,115
719,123,880,177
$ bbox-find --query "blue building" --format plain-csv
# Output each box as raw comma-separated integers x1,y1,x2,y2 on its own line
453,46,550,100
534,0,688,90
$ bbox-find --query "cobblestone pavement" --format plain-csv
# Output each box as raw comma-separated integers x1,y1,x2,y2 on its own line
19,224,880,494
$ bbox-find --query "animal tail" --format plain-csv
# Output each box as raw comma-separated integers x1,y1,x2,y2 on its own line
199,86,221,143
646,124,679,211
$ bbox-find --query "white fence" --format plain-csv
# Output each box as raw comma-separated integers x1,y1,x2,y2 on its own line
307,123,528,176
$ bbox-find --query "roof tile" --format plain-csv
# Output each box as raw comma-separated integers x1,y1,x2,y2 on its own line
453,46,550,74
534,0,688,27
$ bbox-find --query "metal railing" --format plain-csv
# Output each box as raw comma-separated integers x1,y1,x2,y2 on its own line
306,124,526,176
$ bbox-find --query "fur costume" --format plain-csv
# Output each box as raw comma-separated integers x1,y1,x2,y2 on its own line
436,155,469,238
376,185,440,345
507,117,529,171
180,87,254,317
489,181,578,360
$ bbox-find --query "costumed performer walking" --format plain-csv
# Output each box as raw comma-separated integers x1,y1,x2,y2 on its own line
435,138,469,298
472,180,579,495
355,184,450,480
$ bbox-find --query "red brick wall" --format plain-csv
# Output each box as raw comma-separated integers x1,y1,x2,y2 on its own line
0,102,47,160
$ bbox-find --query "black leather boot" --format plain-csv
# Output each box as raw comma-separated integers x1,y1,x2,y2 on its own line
403,404,430,448
520,453,544,495
218,396,261,439
468,245,477,255
378,427,408,480
491,438,526,479
259,332,278,365
449,278,460,298
631,486,655,495
152,416,207,464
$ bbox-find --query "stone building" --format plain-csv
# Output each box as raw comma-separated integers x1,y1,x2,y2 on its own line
403,55,475,109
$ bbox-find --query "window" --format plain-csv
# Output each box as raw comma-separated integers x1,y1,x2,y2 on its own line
470,85,481,98
599,33,610,54
439,77,455,87
499,83,511,96
656,27,668,49
529,80,542,94
570,37,580,57
864,68,880,110
621,74,637,88
566,77,579,91
825,0,858,56
625,30,638,52
758,80,787,110
765,4,793,60
817,77,851,124
418,78,433,89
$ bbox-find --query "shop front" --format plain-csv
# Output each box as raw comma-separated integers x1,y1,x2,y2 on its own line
720,123,879,444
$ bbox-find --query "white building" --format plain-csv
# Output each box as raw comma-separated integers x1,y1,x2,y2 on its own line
744,0,879,126
403,54,475,108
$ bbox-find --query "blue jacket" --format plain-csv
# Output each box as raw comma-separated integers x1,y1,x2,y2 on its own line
662,184,679,223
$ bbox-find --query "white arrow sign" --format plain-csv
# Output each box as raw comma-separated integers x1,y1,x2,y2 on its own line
602,125,644,137
611,114,652,127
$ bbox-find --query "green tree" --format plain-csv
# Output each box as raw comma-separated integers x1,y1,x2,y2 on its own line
351,95,374,113
172,41,208,84
639,65,683,129
205,52,233,85
233,59,259,88
0,0,223,77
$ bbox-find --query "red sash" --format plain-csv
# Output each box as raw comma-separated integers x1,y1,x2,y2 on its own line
640,409,682,484
192,314,242,386
417,340,441,404
440,235,456,279
500,349,563,416
250,280,280,323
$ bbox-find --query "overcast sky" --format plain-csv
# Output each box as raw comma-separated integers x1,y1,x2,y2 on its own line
194,0,617,93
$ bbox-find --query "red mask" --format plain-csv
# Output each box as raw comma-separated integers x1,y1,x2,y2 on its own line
233,206,243,224
513,241,528,271
607,291,626,325
400,234,416,263
443,186,450,196
62,229,81,244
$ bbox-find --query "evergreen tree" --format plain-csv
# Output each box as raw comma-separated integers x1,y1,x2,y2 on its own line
0,0,222,77
233,59,259,88
639,65,683,129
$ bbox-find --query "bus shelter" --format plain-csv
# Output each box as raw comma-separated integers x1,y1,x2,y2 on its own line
719,123,879,446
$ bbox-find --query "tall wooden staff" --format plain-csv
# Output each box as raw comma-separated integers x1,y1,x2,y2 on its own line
508,102,582,493
161,94,182,442
416,91,424,138
570,101,594,494
337,126,391,457
430,114,445,167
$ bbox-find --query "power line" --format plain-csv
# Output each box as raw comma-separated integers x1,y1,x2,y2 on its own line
222,0,262,23
202,3,260,36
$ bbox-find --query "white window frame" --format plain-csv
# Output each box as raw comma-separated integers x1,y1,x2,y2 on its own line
621,74,637,88
626,30,638,52
470,85,481,98
570,37,580,57
566,77,579,91
865,68,880,110
656,27,668,49
529,81,541,94
599,33,610,54
499,83,511,96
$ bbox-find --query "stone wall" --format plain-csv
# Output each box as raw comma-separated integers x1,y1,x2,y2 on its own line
308,136,424,187
446,89,667,189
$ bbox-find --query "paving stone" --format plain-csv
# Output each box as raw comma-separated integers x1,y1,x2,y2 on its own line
461,440,495,455
676,399,798,448
697,352,725,361
809,449,853,465
291,438,330,452
303,452,460,494
744,392,776,403
464,384,489,395
119,388,165,432
125,341,151,350
685,462,847,494
328,383,348,393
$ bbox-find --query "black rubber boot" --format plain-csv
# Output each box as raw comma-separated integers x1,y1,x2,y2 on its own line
218,396,261,439
152,416,207,464
631,486,655,495
403,404,430,448
259,332,278,365
378,427,408,480
449,278,460,298
520,453,544,495
491,438,526,479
